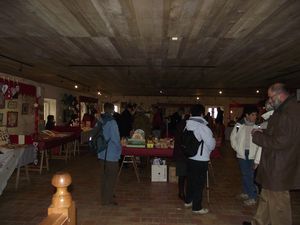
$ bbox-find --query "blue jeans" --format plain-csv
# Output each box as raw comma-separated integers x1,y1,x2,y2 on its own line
238,150,257,199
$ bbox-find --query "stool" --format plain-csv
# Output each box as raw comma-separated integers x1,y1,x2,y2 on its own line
15,165,30,189
39,149,49,174
73,139,80,156
117,155,140,182
206,161,216,203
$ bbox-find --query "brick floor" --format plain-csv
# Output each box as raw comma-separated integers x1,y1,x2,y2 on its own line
0,142,299,225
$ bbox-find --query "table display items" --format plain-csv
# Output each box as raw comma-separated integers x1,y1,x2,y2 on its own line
125,129,146,148
121,129,174,149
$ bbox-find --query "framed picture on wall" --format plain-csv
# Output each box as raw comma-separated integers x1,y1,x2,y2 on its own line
7,100,17,109
7,111,18,127
22,103,29,114
0,113,3,126
0,93,4,109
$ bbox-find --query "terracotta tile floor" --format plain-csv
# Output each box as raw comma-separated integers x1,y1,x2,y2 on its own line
0,142,299,225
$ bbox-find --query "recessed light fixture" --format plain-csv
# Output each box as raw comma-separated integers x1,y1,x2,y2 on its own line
74,85,78,89
171,36,178,41
256,90,260,93
230,110,233,114
159,90,163,94
196,97,200,100
97,91,101,95
219,90,222,94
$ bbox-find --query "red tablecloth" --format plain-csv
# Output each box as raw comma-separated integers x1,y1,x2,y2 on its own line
53,126,81,139
36,132,77,150
122,146,173,158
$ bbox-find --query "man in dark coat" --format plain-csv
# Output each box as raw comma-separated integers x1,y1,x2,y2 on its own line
119,103,136,138
243,83,300,225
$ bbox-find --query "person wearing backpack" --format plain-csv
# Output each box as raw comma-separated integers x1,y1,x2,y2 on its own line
184,104,216,214
98,102,121,206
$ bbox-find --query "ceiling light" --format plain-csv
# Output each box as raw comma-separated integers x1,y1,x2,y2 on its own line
171,36,178,41
196,97,200,100
230,110,233,114
74,85,78,89
97,91,101,95
256,90,260,93
219,90,222,94
159,90,163,94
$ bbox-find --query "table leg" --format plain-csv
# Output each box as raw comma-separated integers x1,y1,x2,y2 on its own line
15,166,21,190
206,170,210,203
25,165,30,182
39,150,44,174
132,156,140,183
209,161,216,184
45,150,49,171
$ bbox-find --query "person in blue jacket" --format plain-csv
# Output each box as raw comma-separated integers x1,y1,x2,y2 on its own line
98,102,121,206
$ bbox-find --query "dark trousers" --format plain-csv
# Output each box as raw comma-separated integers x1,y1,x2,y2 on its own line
99,160,119,205
185,159,208,211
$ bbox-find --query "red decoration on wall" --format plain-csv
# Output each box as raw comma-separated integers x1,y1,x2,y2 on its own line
0,78,36,97
0,77,38,134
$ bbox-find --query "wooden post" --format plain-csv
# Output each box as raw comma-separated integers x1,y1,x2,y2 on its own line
39,172,76,225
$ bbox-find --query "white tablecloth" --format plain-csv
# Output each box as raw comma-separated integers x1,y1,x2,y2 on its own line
0,145,35,195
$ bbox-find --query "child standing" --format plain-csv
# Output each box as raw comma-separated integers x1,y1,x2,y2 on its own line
230,105,260,206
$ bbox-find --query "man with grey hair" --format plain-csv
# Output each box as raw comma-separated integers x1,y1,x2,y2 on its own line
243,83,300,225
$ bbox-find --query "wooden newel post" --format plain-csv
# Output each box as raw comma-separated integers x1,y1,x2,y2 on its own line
51,172,72,208
47,172,76,225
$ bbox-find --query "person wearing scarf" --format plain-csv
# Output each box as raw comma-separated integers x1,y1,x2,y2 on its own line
230,105,260,206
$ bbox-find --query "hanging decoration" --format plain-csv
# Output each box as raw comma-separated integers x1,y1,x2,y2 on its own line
0,75,38,134
0,77,36,98
62,94,79,125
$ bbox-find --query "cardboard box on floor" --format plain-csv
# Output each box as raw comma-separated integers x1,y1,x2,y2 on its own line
168,166,177,183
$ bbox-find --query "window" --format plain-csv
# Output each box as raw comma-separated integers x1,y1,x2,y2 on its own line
207,107,218,119
44,98,57,122
114,104,119,113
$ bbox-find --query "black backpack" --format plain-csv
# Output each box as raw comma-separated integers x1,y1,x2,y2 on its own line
88,116,113,153
180,119,204,157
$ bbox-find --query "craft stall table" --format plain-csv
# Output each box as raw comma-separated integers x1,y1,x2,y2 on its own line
0,144,36,195
118,146,173,182
53,126,81,155
35,132,78,174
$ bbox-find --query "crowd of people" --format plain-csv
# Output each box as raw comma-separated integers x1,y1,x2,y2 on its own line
85,82,300,225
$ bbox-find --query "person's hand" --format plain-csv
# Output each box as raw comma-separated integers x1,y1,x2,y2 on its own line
253,163,259,170
251,128,263,135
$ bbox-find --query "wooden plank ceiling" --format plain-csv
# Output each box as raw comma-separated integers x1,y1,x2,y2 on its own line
0,0,299,97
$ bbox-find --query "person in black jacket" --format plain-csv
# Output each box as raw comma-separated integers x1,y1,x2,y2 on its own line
45,115,55,130
169,107,184,137
119,103,136,138
173,114,190,201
